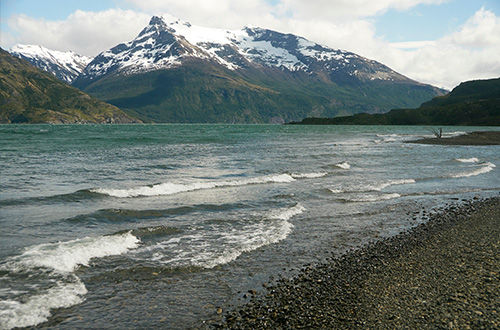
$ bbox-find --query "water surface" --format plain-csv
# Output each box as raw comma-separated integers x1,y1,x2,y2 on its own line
1,124,499,329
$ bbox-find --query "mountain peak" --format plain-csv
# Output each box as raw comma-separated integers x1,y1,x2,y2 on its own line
77,14,416,84
69,14,444,123
10,44,92,83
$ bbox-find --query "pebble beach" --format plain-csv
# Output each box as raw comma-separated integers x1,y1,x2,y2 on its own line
209,196,500,329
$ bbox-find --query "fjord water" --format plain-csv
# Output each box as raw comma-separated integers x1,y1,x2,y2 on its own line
1,124,499,329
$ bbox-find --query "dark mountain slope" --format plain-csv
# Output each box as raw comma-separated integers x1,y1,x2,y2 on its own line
290,77,500,126
72,15,444,123
0,48,140,124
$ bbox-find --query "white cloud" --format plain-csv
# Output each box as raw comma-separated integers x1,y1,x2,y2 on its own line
444,7,500,47
276,0,450,20
3,9,150,56
123,0,280,30
380,7,500,89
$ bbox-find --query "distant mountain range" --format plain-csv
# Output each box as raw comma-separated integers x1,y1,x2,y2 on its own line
290,77,500,126
10,44,92,84
0,48,140,124
9,14,445,123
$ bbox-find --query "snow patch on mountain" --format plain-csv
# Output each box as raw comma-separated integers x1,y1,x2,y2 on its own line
78,14,411,84
10,44,92,83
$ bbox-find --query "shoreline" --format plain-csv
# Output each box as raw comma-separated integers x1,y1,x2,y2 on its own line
208,195,500,329
408,131,500,145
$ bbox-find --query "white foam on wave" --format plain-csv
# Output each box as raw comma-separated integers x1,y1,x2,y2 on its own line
0,232,140,329
454,157,479,163
290,172,328,179
335,162,351,169
268,204,306,221
340,193,401,203
92,172,328,198
135,204,305,269
6,232,140,273
450,162,496,178
329,179,415,194
0,280,87,330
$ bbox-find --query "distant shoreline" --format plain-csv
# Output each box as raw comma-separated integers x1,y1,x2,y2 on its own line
408,131,500,145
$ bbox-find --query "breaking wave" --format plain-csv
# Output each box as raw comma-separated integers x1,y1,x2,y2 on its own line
338,193,402,203
132,204,305,269
290,172,328,179
335,162,351,169
91,172,325,198
450,162,496,178
0,233,140,329
329,179,415,194
454,157,479,163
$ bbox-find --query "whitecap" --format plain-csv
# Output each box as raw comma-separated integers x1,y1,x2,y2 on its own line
450,162,496,178
454,157,479,163
133,204,304,269
340,193,401,203
290,172,328,179
329,179,415,194
91,173,296,198
0,233,140,329
4,232,140,274
268,204,306,221
0,280,87,330
335,162,351,169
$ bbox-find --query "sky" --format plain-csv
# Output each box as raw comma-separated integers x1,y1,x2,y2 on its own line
1,0,500,90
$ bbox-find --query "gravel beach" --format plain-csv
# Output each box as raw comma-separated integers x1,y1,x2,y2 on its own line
208,196,500,329
408,131,500,145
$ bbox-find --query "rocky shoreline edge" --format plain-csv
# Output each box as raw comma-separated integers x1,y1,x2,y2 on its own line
205,195,500,329
408,131,500,145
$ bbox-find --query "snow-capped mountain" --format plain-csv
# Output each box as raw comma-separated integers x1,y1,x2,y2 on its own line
10,44,92,84
72,14,444,123
78,14,409,84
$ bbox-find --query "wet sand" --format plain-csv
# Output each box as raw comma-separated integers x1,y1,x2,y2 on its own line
208,196,500,329
408,131,500,145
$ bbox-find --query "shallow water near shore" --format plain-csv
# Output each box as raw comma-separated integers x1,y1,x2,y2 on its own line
1,124,499,329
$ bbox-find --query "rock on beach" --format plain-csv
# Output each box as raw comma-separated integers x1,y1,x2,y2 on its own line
208,196,500,329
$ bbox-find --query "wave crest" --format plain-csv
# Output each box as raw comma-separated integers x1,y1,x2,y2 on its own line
133,204,305,270
451,162,496,178
91,172,327,198
1,232,139,329
329,179,415,194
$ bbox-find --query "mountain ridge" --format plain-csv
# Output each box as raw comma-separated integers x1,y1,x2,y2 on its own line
289,77,500,126
71,15,444,123
0,48,140,124
10,14,445,123
10,44,92,84
75,15,419,86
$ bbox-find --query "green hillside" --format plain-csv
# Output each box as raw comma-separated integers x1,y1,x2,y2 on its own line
75,59,443,124
290,78,500,126
0,48,140,124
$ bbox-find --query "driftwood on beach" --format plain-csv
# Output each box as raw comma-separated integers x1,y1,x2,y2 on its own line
408,131,500,145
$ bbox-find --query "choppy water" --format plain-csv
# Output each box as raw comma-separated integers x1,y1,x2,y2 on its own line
1,124,499,329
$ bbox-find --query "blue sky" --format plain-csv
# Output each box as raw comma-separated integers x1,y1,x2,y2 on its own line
1,0,500,89
376,1,499,42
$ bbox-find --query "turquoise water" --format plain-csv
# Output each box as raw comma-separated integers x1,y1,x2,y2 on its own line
1,124,499,329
